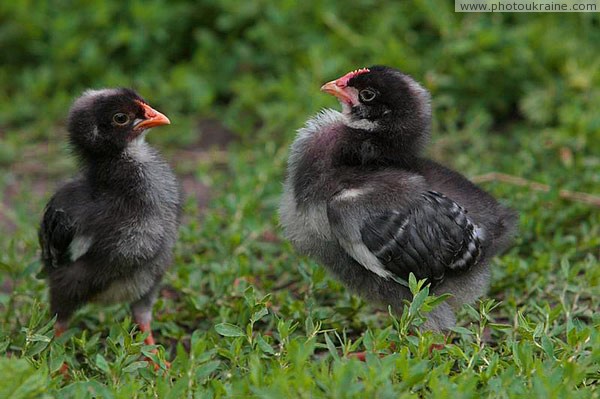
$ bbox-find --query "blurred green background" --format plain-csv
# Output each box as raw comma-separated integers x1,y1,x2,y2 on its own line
0,1,598,397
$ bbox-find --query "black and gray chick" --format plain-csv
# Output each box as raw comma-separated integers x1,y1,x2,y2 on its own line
280,66,517,330
39,88,182,344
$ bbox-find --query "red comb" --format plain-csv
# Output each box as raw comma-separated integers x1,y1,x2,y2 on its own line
335,68,370,87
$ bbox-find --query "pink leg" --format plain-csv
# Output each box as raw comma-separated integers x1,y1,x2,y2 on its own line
348,351,367,361
54,321,68,337
429,342,445,353
135,314,170,370
138,322,156,346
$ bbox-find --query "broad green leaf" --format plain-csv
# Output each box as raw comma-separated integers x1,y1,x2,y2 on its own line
214,323,245,337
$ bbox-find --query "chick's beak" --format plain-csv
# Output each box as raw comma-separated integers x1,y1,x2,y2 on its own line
134,102,171,131
320,80,357,106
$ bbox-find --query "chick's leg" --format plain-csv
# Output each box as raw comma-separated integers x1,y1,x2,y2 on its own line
54,320,69,337
49,285,79,378
131,285,170,369
131,286,158,346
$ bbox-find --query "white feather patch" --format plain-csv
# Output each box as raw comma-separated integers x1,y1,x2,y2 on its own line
126,135,153,163
296,108,345,141
335,187,373,200
344,118,379,131
82,88,120,99
342,240,393,280
69,236,93,262
473,225,485,240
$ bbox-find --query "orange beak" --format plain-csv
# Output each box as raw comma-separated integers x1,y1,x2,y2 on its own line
134,101,171,131
320,80,355,105
320,68,370,107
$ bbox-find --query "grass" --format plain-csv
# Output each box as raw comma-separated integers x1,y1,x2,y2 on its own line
1,104,598,398
1,3,599,398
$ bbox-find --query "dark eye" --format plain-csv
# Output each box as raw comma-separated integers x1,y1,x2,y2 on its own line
359,89,377,102
113,113,130,125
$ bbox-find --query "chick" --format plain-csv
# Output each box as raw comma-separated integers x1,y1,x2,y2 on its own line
39,88,182,348
280,66,516,330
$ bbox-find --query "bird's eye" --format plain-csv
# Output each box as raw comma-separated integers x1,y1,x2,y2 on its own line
359,89,377,102
113,113,130,125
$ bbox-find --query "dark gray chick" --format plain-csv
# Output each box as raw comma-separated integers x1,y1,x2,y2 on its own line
39,88,182,350
280,66,517,331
